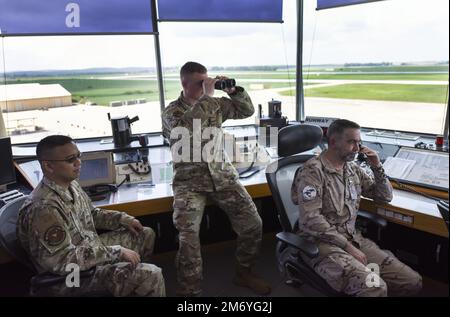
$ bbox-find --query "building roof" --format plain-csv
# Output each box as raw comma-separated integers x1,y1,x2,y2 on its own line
0,83,71,102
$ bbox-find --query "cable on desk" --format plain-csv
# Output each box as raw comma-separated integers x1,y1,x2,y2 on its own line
391,179,442,202
116,177,127,189
239,167,262,179
238,125,259,178
239,156,257,178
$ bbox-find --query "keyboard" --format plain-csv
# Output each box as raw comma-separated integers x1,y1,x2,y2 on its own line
0,190,26,208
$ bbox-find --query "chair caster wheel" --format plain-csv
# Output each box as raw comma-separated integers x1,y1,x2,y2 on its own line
285,279,304,287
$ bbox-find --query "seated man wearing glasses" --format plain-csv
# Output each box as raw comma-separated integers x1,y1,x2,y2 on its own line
17,135,165,297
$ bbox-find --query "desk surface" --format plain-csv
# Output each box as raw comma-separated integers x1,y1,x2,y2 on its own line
360,189,448,238
98,172,448,238
94,145,448,238
13,132,449,238
97,159,270,215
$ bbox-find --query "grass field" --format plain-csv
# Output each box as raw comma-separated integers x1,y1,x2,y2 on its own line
7,77,301,105
280,84,449,103
209,72,447,81
305,65,449,73
8,78,181,105
6,64,448,105
302,73,447,81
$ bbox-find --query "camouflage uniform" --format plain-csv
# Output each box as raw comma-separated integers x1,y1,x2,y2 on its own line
291,152,422,296
162,88,262,295
17,177,165,297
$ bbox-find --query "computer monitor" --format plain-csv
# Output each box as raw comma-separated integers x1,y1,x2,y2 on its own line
0,137,16,192
78,151,115,188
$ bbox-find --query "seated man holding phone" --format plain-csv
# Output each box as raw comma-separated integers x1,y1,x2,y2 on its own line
291,119,422,296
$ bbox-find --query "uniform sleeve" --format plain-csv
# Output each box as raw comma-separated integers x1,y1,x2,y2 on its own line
220,87,255,121
358,164,393,203
293,166,349,249
162,96,220,140
30,205,121,274
90,207,135,231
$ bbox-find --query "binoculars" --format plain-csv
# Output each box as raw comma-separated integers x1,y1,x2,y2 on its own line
215,78,236,90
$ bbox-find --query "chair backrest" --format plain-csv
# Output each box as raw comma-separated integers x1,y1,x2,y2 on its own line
266,124,323,232
277,123,323,157
0,196,34,271
266,155,315,232
437,200,449,231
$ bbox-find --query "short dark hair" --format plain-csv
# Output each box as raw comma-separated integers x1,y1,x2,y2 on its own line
327,119,360,139
36,135,74,160
180,61,207,78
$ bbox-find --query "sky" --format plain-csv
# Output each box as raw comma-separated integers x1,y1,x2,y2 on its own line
0,0,448,72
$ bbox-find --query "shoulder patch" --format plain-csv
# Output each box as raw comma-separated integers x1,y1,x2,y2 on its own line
302,186,317,201
44,225,66,246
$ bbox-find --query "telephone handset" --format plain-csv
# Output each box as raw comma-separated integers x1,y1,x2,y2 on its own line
84,183,117,200
356,145,369,163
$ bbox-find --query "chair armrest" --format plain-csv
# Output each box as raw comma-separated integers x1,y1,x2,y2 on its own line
276,232,319,258
357,210,387,228
30,267,96,289
30,273,67,289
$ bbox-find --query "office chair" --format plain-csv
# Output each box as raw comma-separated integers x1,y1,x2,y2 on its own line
0,196,96,296
265,124,387,296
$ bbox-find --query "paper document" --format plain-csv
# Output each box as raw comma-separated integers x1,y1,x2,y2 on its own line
384,147,449,190
383,156,416,179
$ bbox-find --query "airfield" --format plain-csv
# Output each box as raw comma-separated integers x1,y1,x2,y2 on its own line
3,65,448,144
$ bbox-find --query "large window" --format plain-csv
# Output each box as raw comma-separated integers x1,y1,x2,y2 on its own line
160,0,449,134
1,35,160,144
1,1,296,144
1,0,448,145
157,0,298,127
296,0,449,134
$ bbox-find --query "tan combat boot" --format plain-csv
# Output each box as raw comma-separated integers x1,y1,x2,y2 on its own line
233,266,271,295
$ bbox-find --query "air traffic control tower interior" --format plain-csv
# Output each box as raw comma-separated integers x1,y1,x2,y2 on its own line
0,0,448,299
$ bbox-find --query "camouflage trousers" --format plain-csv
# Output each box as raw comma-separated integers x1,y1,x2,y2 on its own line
42,227,165,297
306,235,422,297
172,183,263,295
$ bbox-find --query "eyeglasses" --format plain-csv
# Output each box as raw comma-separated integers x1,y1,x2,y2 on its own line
43,152,82,164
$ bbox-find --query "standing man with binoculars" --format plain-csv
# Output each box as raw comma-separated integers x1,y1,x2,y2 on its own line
162,61,271,296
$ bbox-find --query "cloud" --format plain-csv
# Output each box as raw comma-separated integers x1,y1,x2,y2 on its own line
0,0,448,71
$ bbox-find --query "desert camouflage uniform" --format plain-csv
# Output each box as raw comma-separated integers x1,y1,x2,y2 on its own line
162,88,262,295
17,177,165,297
291,152,422,297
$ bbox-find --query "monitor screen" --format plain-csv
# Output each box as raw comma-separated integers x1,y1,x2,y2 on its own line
78,151,115,188
0,137,16,188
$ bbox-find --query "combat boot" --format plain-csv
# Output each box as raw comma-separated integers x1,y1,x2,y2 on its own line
233,266,271,295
